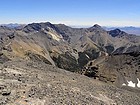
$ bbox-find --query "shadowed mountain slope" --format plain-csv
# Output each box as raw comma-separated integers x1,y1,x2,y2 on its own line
0,22,140,101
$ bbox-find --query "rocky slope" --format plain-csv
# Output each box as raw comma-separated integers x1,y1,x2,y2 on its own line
0,22,140,75
0,22,140,104
0,60,140,105
83,52,140,87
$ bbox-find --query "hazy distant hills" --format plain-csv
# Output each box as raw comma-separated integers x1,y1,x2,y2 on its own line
2,24,140,35
0,23,26,29
104,26,140,35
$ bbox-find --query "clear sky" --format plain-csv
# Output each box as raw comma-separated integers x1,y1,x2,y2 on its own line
0,0,140,26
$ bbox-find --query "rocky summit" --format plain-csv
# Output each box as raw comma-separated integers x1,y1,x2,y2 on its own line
0,22,140,105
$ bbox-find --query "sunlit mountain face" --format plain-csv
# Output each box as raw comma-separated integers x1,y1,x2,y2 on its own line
0,22,140,104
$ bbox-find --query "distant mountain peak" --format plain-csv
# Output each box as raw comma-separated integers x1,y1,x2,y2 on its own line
23,22,57,33
0,23,24,29
88,24,105,32
0,25,12,30
109,28,126,37
104,26,140,35
93,24,102,28
45,22,53,26
114,28,121,32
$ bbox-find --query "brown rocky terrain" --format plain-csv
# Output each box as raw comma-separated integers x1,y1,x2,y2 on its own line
0,60,140,105
0,22,140,104
83,52,140,87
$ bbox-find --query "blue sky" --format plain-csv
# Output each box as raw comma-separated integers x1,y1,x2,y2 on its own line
0,0,140,26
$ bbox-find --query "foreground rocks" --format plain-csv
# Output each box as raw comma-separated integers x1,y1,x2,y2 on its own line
0,60,140,105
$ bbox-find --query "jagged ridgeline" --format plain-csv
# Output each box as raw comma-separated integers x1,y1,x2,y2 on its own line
0,22,140,104
0,22,140,87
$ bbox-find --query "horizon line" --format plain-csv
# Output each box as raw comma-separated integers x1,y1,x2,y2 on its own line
1,22,140,28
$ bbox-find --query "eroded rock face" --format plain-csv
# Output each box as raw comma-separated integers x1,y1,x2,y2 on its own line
0,60,140,105
54,52,80,72
0,22,140,104
0,22,140,71
83,52,140,88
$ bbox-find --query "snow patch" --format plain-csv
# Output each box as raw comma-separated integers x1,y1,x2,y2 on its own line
122,83,126,86
137,78,140,88
127,80,135,87
122,79,140,88
85,54,90,59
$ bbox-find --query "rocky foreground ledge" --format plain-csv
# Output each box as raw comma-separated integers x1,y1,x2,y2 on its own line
0,60,140,105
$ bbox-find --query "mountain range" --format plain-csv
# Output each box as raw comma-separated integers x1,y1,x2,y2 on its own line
0,22,140,104
104,26,140,36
